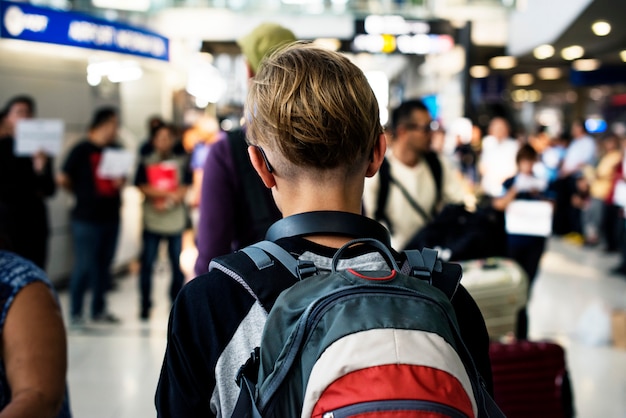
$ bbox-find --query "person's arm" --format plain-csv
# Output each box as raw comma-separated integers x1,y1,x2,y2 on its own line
451,284,493,395
31,152,56,198
156,272,253,418
0,282,66,418
439,155,467,205
57,145,78,192
194,139,239,276
491,185,517,211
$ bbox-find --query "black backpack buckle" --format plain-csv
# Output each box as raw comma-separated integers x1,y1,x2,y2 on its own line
296,260,318,280
410,267,433,284
236,347,260,387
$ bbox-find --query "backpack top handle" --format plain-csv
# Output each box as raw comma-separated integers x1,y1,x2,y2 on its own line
330,238,400,274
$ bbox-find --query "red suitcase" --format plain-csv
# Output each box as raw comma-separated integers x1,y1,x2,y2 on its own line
489,341,575,418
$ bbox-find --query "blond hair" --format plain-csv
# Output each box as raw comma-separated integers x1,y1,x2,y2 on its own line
246,42,382,178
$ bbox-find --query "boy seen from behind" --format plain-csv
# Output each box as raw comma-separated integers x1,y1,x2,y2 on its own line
156,42,492,418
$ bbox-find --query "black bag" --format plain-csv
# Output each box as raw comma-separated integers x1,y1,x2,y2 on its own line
403,204,507,261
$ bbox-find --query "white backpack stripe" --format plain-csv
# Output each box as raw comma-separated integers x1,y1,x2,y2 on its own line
302,328,477,418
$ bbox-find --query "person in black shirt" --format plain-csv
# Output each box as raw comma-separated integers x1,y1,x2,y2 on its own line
0,95,55,269
156,42,492,417
57,107,125,325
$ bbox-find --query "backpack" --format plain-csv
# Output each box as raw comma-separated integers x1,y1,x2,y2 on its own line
374,152,442,234
211,212,504,418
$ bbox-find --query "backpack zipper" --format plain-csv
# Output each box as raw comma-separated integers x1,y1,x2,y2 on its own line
322,399,469,418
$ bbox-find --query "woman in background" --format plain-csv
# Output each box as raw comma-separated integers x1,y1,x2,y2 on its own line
0,96,56,269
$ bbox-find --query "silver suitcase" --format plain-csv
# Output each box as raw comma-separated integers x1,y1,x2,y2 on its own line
459,258,528,339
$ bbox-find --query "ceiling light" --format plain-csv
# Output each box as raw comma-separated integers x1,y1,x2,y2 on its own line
591,20,611,36
489,56,517,70
511,89,528,102
469,65,490,78
573,59,600,71
533,44,554,60
527,90,542,103
620,50,626,62
537,67,562,80
511,73,534,86
561,45,584,60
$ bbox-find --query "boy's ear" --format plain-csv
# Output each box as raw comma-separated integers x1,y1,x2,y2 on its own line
365,133,387,178
248,146,276,188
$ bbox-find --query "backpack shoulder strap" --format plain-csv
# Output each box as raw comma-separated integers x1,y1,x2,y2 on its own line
423,151,443,208
227,130,276,240
402,248,462,300
209,247,299,312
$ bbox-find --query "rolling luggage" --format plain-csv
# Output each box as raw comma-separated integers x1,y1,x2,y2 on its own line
459,257,528,339
489,340,575,418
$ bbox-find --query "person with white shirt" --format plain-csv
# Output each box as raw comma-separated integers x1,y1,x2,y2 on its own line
560,119,597,177
553,119,598,237
478,117,519,198
363,99,466,250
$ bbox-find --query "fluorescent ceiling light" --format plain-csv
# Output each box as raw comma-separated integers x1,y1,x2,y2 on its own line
511,89,528,102
533,44,554,60
489,56,517,70
620,50,626,62
561,45,584,60
511,73,534,86
572,59,600,71
527,90,542,103
92,0,149,12
591,20,611,36
469,65,489,78
537,67,562,80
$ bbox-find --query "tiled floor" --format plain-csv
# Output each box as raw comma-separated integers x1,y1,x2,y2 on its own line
59,238,626,418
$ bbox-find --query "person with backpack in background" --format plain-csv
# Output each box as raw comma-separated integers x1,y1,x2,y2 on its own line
192,23,292,276
363,99,466,250
156,42,495,418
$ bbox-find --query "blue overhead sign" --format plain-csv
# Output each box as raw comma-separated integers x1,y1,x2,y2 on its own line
0,0,168,61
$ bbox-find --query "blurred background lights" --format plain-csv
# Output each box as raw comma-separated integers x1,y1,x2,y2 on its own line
561,45,585,60
469,65,490,78
537,67,562,80
533,44,555,60
572,58,600,71
511,73,534,86
591,20,611,36
489,55,517,70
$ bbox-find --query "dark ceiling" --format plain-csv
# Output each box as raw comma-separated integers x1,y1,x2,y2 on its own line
473,0,626,91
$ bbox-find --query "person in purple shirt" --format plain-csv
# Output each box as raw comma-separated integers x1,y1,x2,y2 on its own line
193,23,295,276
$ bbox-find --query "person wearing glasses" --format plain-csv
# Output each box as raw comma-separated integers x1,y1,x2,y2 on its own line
363,99,465,250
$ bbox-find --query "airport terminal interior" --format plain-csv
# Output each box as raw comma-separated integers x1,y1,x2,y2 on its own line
1,0,626,417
